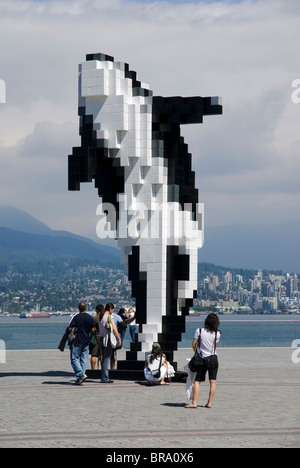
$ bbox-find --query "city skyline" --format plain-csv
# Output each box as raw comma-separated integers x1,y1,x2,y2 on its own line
199,268,300,315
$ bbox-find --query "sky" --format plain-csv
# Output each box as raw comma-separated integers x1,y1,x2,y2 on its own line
0,0,299,242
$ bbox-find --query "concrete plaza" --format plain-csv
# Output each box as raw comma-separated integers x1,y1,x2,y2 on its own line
0,347,299,448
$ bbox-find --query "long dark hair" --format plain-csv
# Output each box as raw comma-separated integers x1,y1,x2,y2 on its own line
99,302,114,321
204,313,220,333
149,345,164,364
96,304,105,321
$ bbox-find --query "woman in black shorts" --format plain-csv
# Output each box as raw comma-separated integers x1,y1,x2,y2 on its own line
185,313,221,409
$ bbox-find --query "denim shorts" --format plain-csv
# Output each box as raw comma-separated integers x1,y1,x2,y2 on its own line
195,355,219,382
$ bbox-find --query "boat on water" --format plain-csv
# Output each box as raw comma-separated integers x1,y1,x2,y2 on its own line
19,312,51,319
19,303,50,319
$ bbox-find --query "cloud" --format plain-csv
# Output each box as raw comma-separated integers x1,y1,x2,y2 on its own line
0,0,299,239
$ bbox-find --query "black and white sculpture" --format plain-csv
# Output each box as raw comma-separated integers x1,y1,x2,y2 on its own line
69,53,222,373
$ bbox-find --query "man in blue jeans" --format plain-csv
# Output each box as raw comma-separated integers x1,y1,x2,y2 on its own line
69,302,95,385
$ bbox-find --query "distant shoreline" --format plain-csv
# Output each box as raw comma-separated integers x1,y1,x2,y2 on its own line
1,313,300,324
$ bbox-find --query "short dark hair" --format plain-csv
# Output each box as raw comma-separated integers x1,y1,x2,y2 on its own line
105,302,115,311
78,302,87,312
96,304,104,314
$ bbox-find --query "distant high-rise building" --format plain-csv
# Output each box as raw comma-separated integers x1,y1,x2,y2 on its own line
286,274,298,298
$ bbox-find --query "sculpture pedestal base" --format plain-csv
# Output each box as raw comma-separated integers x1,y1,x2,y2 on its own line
86,368,187,382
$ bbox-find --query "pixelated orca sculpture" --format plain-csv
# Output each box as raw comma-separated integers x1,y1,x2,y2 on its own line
68,53,222,379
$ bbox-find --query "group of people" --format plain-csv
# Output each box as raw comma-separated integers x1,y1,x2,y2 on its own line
89,303,137,375
65,302,222,408
66,302,137,385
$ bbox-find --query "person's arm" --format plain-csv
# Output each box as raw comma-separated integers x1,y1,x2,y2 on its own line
111,317,121,346
119,314,136,327
94,318,100,334
162,353,169,367
192,338,198,354
68,316,76,332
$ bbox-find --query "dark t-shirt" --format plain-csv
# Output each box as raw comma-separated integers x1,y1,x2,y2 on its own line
70,312,95,347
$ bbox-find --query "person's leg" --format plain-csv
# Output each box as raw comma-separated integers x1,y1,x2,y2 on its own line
110,350,116,370
205,356,219,408
159,365,169,385
185,380,200,408
129,325,136,342
99,338,107,381
101,340,112,382
71,345,84,380
206,380,217,408
102,352,110,381
91,355,96,370
119,328,126,347
80,345,89,376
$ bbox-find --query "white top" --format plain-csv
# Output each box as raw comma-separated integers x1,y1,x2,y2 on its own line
194,328,221,358
147,354,166,373
99,313,115,338
129,310,137,326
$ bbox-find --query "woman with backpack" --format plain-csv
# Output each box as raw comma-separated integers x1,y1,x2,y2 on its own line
185,313,221,408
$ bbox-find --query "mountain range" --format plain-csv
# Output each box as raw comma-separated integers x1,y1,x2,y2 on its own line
0,205,299,273
0,205,120,264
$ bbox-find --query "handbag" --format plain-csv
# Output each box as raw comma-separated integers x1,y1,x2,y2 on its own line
166,362,175,379
102,314,117,349
103,329,117,348
151,355,163,378
189,352,204,372
110,331,117,349
105,315,112,331
90,331,97,346
188,331,204,372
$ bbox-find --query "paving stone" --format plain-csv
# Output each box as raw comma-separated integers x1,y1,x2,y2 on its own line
0,348,299,448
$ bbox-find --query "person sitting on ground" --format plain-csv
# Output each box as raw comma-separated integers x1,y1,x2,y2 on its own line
144,342,170,385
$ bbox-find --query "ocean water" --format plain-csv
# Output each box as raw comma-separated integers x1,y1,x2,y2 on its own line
0,315,299,350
